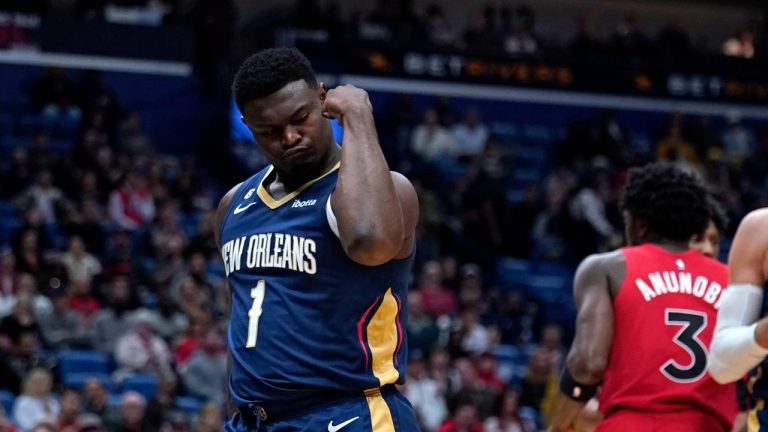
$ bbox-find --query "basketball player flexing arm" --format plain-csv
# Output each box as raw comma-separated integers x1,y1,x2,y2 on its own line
709,208,768,429
214,48,420,431
548,163,736,432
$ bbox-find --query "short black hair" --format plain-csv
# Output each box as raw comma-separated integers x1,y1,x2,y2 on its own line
232,47,317,112
707,193,729,234
621,163,710,242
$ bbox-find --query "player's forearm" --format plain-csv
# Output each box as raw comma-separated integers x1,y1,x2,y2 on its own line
334,107,403,265
708,284,768,383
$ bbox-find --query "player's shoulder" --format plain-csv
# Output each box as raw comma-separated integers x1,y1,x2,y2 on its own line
736,208,768,236
579,249,626,272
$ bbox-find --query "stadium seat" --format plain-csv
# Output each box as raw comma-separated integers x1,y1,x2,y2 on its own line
108,393,123,408
0,390,14,417
62,372,113,391
174,396,203,413
121,374,159,400
58,350,111,376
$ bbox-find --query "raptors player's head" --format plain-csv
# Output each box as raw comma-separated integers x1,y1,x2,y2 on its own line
689,194,728,259
620,163,710,246
232,47,335,175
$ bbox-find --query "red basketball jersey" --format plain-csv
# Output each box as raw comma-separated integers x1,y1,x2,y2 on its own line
598,244,737,431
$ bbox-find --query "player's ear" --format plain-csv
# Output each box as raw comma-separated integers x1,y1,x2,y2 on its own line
318,82,327,102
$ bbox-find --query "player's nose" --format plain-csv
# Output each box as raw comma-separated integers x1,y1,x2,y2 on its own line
282,125,302,146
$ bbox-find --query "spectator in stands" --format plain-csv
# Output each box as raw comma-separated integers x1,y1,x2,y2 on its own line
143,377,178,431
192,403,222,432
11,230,46,279
404,355,449,432
82,378,111,421
437,400,484,432
452,110,489,161
656,119,699,167
503,183,541,258
722,29,755,59
412,109,457,162
417,260,457,319
57,388,83,432
611,13,650,56
60,236,102,285
6,331,54,392
151,290,190,341
187,211,218,261
425,4,457,47
68,277,101,324
475,353,505,395
105,391,146,432
0,249,18,318
565,172,617,260
116,113,151,156
518,348,554,410
63,200,107,257
152,233,186,289
408,292,440,359
15,169,65,226
450,358,498,419
1,148,28,198
0,292,42,346
108,170,155,231
180,327,226,404
722,111,756,165
31,67,81,122
114,310,173,382
38,288,87,350
503,5,539,55
12,368,59,432
149,202,186,259
484,389,533,432
90,276,135,353
174,316,208,367
463,9,497,50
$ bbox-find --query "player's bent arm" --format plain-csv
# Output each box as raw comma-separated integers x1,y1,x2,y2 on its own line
329,87,417,265
549,253,616,432
709,210,768,383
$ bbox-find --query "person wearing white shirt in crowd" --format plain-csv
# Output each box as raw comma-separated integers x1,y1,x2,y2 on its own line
114,309,174,382
403,355,449,432
412,108,457,162
452,110,489,160
59,236,102,284
12,369,60,432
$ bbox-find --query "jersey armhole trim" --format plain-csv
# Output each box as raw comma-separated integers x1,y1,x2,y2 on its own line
326,194,340,238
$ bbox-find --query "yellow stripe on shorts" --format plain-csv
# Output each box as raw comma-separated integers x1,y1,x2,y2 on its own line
365,388,395,432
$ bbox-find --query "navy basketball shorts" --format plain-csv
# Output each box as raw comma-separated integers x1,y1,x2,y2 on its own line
225,387,420,432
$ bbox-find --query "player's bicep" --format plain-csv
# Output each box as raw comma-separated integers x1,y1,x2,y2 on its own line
566,256,614,384
391,171,419,238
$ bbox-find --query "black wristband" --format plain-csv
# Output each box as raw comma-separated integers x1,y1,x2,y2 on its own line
559,367,599,402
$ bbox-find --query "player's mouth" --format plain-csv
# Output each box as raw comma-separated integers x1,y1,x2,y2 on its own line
284,146,311,160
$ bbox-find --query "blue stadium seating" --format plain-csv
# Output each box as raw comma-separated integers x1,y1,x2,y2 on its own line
121,374,159,400
174,396,204,413
58,350,111,376
0,390,14,417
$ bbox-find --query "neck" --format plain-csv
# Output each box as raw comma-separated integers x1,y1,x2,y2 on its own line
648,239,689,252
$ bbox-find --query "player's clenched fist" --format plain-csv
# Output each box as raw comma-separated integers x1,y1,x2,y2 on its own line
321,84,373,122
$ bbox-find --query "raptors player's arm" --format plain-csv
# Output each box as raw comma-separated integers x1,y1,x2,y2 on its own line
214,183,241,417
709,209,768,383
549,252,620,432
321,85,419,266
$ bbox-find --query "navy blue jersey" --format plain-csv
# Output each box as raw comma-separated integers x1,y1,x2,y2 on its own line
219,163,413,406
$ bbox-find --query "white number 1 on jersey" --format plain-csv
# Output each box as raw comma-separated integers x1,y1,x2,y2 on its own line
245,280,265,348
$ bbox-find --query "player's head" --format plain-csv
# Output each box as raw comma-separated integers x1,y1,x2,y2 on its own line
620,163,710,246
689,194,728,259
232,47,334,173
